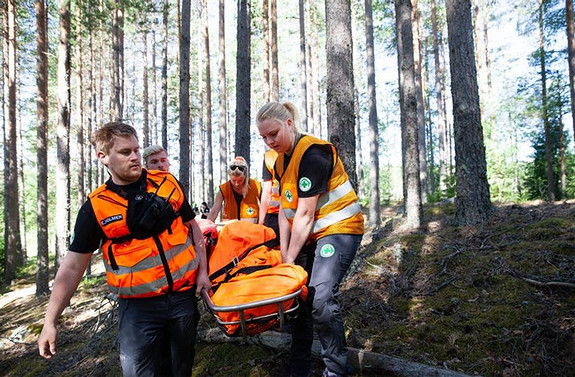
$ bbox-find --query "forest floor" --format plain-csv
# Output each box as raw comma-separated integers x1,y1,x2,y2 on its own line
0,200,574,377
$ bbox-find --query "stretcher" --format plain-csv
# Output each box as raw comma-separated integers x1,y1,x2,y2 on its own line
199,221,308,338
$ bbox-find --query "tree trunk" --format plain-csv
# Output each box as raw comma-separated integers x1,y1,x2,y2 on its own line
263,0,270,103
395,0,422,230
161,0,168,149
198,329,474,377
35,0,50,296
151,10,158,144
430,0,448,196
446,0,493,225
538,0,555,201
56,0,71,271
270,0,279,102
142,17,149,147
559,106,566,199
197,3,205,202
299,0,308,132
412,0,428,204
310,0,322,138
76,1,85,210
112,0,124,121
235,0,251,164
203,0,214,205
3,0,23,284
567,0,575,144
325,0,358,190
218,0,227,195
365,0,381,228
179,0,191,196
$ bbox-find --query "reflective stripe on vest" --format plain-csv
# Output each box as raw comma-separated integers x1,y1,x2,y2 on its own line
106,237,199,297
276,134,364,240
283,181,362,233
89,170,198,298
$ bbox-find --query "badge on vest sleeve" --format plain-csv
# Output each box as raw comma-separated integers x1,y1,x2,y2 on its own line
285,189,293,203
246,207,255,215
101,214,123,226
319,243,336,258
299,177,312,192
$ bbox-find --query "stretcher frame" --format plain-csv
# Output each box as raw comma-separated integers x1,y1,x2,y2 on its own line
201,287,302,339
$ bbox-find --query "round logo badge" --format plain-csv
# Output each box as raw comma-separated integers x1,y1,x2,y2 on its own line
299,177,312,192
246,207,254,215
319,244,336,258
285,189,293,203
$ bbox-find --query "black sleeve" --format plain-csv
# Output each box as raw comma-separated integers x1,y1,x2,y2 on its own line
173,176,195,222
179,199,195,222
262,159,272,181
69,200,105,253
298,144,333,198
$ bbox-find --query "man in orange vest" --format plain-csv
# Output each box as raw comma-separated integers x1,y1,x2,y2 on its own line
38,122,211,377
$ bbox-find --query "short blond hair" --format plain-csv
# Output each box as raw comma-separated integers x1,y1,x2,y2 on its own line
143,145,166,165
91,122,138,154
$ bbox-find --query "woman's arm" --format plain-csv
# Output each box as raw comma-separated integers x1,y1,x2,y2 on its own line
259,180,272,224
207,191,223,222
282,195,318,264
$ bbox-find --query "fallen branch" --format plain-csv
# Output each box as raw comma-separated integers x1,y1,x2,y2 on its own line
520,277,575,289
198,329,474,377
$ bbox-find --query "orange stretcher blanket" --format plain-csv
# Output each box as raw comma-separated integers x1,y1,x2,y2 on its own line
203,221,308,337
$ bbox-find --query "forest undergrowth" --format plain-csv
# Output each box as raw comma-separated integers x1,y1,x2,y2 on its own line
0,200,574,377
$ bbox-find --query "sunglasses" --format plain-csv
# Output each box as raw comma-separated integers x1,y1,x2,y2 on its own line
229,164,246,173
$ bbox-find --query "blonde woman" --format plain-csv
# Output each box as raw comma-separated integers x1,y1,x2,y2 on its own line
207,156,262,223
257,102,364,377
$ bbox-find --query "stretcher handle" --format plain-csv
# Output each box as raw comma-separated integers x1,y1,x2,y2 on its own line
200,287,302,312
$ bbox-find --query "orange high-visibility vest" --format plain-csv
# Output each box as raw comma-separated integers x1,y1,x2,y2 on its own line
264,149,280,215
219,178,261,221
89,170,198,298
275,134,364,241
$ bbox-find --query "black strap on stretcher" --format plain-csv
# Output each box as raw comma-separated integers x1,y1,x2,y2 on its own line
209,237,279,283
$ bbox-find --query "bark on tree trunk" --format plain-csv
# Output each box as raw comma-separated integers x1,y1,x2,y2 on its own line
235,0,251,164
299,0,308,132
446,0,493,225
198,329,474,377
365,0,381,228
395,0,422,230
179,0,191,196
537,0,555,201
203,0,214,205
56,0,71,272
35,0,50,295
218,0,227,194
270,0,279,102
325,0,358,190
412,0,428,204
430,0,448,196
161,0,168,149
566,0,575,144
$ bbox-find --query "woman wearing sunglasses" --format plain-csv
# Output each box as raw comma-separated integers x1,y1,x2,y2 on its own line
256,102,364,377
207,156,261,224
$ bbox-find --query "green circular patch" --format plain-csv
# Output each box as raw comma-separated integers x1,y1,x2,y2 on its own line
299,177,312,192
319,243,336,258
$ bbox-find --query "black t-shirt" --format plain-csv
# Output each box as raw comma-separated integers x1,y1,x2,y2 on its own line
278,141,333,198
69,174,194,253
262,159,273,181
